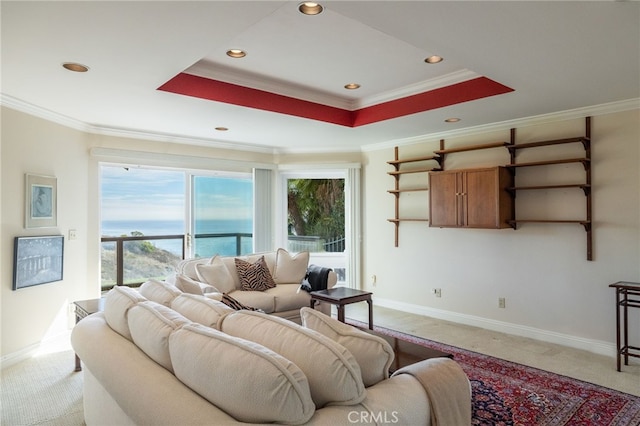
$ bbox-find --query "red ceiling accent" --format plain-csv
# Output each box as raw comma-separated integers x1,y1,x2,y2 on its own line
158,73,513,127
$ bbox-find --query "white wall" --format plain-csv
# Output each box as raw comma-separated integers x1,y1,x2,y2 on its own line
361,109,640,355
1,107,92,359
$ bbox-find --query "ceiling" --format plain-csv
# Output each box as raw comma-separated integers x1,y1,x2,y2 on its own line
2,1,639,154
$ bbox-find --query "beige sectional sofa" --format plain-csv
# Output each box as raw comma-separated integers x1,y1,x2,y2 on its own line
168,248,337,322
71,283,472,425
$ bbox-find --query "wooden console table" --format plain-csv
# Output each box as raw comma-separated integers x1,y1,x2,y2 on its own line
608,281,640,372
73,298,104,371
310,287,373,329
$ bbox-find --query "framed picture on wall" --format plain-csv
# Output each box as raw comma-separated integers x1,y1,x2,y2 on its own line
12,235,64,290
25,173,57,228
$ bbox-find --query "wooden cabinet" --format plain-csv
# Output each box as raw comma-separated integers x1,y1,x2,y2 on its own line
429,167,514,228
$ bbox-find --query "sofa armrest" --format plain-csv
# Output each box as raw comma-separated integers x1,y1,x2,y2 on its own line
327,270,337,289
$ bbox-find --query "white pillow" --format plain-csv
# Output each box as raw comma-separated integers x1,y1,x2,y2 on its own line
219,310,365,408
169,324,314,425
128,301,191,373
274,248,309,284
174,274,205,295
300,307,394,387
138,279,182,306
103,285,147,341
170,293,233,329
195,256,236,294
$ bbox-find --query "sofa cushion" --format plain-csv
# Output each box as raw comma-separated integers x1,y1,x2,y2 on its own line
235,256,277,291
128,301,191,373
269,284,312,312
274,248,309,284
169,323,314,425
219,310,365,408
173,274,205,295
103,285,147,341
300,307,394,387
170,293,233,329
138,279,182,306
195,256,236,294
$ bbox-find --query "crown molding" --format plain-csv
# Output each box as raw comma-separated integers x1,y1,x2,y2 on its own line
362,98,640,152
0,94,277,155
355,69,479,110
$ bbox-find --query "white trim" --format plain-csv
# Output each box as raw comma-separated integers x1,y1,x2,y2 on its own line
373,296,617,358
90,147,276,172
363,98,640,152
355,69,479,110
277,163,361,171
0,94,277,155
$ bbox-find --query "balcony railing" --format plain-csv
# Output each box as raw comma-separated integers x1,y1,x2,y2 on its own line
100,233,343,290
100,233,252,290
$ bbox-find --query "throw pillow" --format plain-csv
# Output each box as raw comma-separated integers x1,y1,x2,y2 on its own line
235,256,276,291
174,274,206,295
300,307,394,387
220,293,262,311
195,256,236,294
273,248,309,284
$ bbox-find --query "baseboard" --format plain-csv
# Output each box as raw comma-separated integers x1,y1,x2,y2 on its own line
373,297,618,359
1,330,72,370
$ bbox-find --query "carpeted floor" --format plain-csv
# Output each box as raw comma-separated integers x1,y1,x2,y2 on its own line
348,319,640,426
1,349,84,426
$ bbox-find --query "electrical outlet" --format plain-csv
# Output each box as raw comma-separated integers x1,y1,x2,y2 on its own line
371,275,377,286
499,297,506,308
69,229,77,240
433,288,442,298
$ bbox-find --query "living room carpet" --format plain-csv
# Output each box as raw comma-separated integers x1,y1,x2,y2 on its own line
348,319,640,426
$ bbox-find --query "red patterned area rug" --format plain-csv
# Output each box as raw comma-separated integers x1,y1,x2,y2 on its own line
347,320,640,426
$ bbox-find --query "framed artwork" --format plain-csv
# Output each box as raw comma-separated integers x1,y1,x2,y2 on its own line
13,235,64,290
25,174,57,228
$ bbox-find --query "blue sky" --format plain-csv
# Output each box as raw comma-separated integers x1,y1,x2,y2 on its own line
100,166,252,222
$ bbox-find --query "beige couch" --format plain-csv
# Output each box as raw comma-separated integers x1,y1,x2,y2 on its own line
168,248,337,323
71,284,472,425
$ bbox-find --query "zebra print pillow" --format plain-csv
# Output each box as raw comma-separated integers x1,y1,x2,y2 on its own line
235,256,277,291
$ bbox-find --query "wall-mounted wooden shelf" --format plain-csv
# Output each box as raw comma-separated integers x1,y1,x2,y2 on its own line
434,141,509,155
507,117,593,260
504,157,590,170
386,117,594,259
388,146,439,246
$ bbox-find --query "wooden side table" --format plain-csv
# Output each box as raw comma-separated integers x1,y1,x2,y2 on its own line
310,287,373,329
73,298,104,371
608,281,640,372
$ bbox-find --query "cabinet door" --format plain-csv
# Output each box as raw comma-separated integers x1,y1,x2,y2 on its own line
465,169,500,228
429,171,460,227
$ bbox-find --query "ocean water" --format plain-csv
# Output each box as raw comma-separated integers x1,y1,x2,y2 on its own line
101,219,253,258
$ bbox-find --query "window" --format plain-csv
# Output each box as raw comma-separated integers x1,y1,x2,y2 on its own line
277,166,361,288
99,165,253,289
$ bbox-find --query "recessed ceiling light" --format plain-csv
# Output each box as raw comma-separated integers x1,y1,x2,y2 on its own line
215,127,229,132
344,83,361,90
298,2,323,15
424,55,443,64
62,62,89,72
445,118,461,123
226,49,246,58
